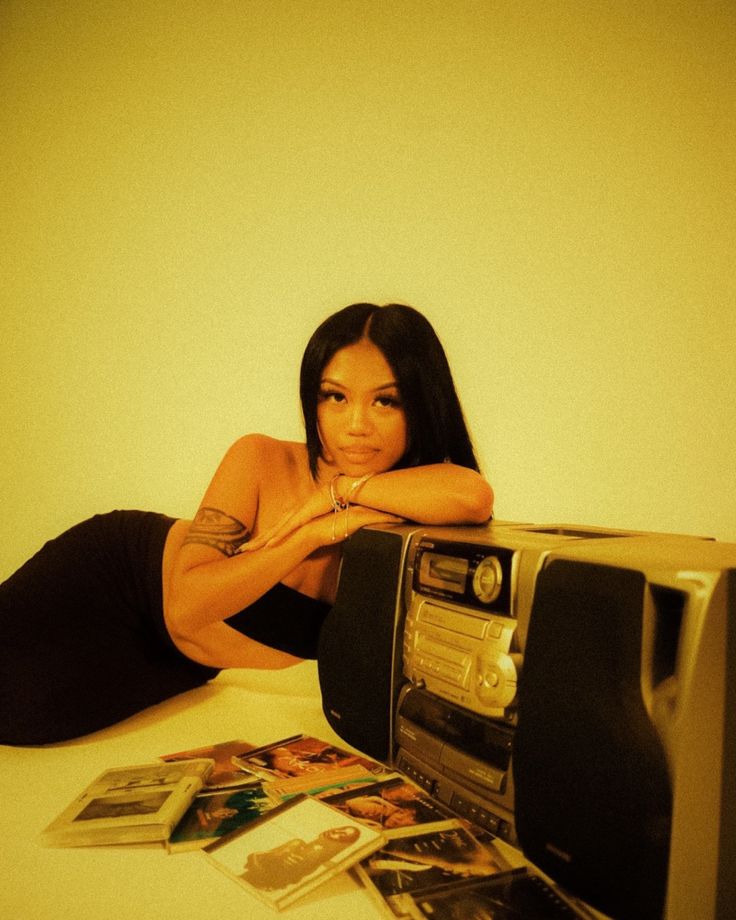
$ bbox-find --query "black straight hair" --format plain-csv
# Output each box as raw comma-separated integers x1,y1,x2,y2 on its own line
300,303,481,478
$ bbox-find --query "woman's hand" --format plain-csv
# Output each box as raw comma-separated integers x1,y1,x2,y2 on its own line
303,505,405,548
242,492,403,552
241,485,335,552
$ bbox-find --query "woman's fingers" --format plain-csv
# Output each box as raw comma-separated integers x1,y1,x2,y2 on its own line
240,491,330,551
240,490,403,554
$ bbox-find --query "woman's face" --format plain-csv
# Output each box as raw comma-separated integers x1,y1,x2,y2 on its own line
317,338,408,478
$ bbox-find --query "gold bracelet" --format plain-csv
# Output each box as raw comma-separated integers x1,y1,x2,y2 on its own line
345,472,375,502
330,472,376,541
342,472,375,540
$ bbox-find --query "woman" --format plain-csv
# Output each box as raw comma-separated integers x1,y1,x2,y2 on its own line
0,303,493,745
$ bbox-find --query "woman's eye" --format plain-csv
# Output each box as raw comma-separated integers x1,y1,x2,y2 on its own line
319,390,345,403
375,395,401,408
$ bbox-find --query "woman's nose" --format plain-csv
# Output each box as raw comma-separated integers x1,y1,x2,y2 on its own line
347,403,371,433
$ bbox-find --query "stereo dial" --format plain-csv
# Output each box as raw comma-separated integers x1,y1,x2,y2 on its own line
472,556,503,603
476,651,517,708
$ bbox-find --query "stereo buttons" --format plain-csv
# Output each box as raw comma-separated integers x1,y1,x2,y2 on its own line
472,555,503,603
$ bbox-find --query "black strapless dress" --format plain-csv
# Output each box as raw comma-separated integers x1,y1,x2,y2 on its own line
0,510,330,745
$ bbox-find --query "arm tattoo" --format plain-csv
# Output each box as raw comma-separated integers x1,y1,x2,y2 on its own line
183,507,251,557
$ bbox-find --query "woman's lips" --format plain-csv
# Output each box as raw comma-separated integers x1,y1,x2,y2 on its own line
340,447,378,462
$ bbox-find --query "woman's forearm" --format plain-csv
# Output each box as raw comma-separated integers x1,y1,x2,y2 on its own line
345,464,494,525
171,620,304,670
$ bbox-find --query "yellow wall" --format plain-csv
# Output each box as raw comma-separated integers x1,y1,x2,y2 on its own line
2,1,735,579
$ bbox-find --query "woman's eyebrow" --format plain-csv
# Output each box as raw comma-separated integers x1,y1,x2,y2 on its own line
320,377,399,392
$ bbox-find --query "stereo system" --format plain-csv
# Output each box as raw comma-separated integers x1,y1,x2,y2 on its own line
318,520,736,920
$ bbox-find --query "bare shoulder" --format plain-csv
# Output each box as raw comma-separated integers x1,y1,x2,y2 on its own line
227,433,305,470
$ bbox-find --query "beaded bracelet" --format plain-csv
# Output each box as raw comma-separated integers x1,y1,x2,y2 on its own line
329,473,348,511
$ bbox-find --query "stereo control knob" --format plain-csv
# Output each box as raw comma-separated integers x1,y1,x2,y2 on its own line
472,556,503,604
476,652,517,709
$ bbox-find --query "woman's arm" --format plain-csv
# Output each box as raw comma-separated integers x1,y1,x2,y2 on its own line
167,506,401,641
165,434,403,640
244,463,493,553
345,463,494,525
170,620,304,670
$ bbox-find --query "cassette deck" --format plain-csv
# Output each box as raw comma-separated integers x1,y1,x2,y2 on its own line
395,522,634,843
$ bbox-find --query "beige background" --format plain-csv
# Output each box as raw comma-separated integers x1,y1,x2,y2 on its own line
2,1,734,580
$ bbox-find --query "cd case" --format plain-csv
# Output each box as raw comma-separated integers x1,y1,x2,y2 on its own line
40,759,214,847
387,868,593,919
166,784,274,852
354,820,511,905
231,733,383,779
160,739,258,788
204,793,385,910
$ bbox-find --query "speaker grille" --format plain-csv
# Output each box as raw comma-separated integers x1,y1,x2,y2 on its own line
514,559,671,919
317,527,408,762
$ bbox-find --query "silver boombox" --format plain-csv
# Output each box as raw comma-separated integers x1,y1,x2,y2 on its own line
395,521,634,843
319,519,736,920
